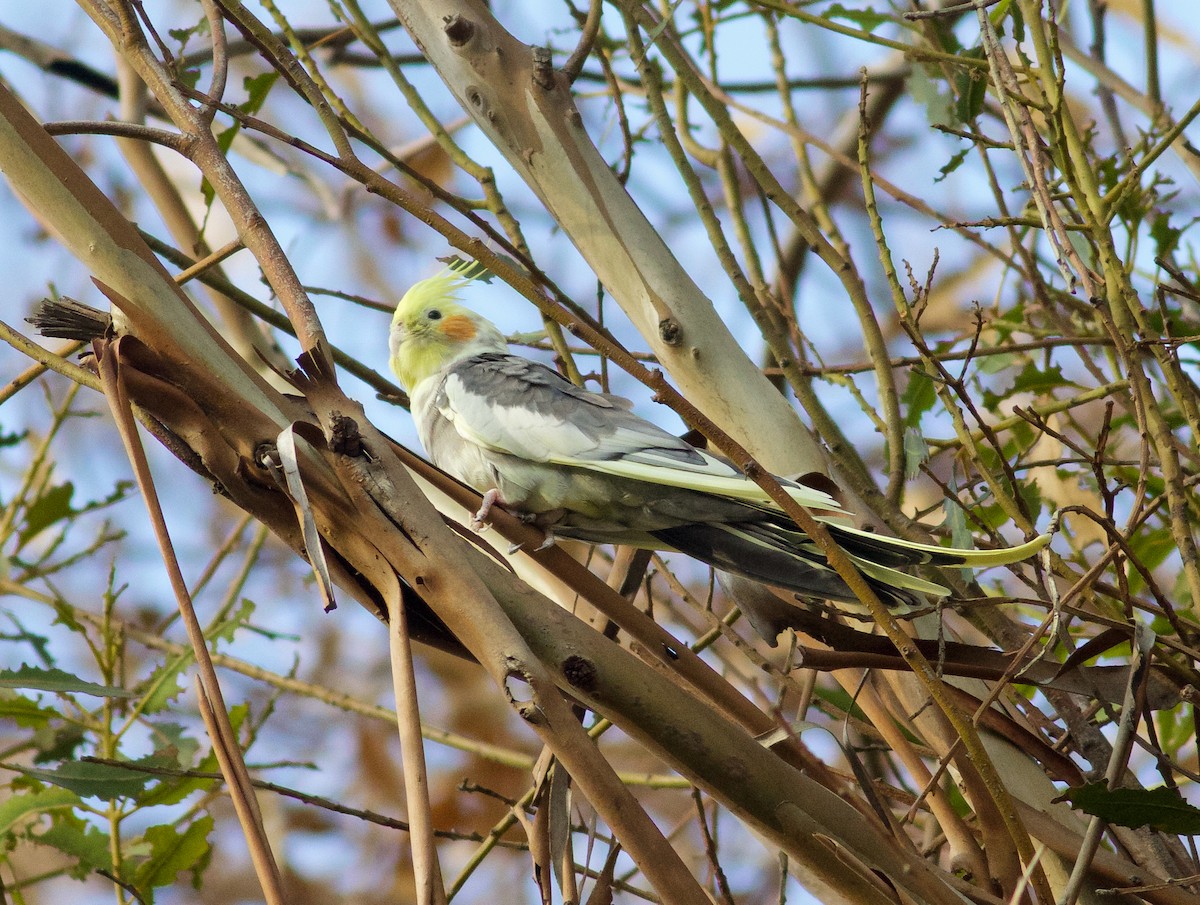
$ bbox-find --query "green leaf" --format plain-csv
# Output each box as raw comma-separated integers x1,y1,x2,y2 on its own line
1171,569,1196,609
907,65,954,127
984,361,1075,410
922,10,963,52
0,664,136,698
17,481,74,549
134,816,214,891
76,479,134,516
952,48,988,123
1155,704,1194,755
1016,478,1043,520
934,147,970,183
0,615,52,661
0,786,81,835
901,368,937,429
1057,783,1200,833
141,702,250,808
50,596,87,634
200,122,244,212
1010,361,1075,396
178,65,202,91
32,723,87,763
10,760,153,799
138,658,189,714
168,25,201,46
823,3,888,32
0,429,26,448
976,350,1018,375
127,745,211,808
1126,526,1175,596
241,72,279,115
1004,0,1025,41
36,814,114,877
903,427,929,481
208,596,256,646
0,689,59,727
1066,230,1097,274
988,0,1014,30
149,721,202,768
1127,524,1175,570
1143,303,1200,341
989,302,1027,343
812,684,869,724
135,771,217,809
1150,210,1183,258
943,499,973,552
971,501,1002,532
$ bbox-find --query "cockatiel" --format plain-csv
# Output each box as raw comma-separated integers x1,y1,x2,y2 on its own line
388,262,1048,611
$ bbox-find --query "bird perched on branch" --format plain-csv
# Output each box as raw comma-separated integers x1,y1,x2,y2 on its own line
388,261,1048,612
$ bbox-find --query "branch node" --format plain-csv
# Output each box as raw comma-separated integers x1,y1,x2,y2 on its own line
443,15,475,47
561,654,597,692
532,46,555,90
658,316,682,345
329,412,364,457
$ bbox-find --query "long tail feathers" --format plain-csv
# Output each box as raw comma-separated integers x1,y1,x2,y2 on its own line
651,523,930,609
821,520,1051,569
651,518,1048,612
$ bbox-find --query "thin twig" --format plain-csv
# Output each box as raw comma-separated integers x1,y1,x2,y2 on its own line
386,585,448,905
96,339,286,905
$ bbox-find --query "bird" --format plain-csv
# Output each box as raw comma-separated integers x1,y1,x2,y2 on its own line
388,261,1049,613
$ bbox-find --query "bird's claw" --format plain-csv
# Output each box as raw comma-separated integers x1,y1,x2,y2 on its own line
473,489,557,552
507,531,557,555
470,489,501,532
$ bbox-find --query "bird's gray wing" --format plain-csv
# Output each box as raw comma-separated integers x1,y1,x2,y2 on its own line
434,353,845,511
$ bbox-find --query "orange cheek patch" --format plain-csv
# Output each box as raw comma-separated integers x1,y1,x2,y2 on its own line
440,314,477,341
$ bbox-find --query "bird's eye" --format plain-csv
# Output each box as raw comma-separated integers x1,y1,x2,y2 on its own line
427,309,442,320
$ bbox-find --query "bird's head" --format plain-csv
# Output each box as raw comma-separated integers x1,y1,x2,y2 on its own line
389,264,506,392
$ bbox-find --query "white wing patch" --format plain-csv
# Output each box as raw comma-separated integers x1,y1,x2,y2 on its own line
566,457,843,512
436,363,846,516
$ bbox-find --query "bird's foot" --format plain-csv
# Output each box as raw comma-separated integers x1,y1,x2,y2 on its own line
507,531,557,555
471,489,502,532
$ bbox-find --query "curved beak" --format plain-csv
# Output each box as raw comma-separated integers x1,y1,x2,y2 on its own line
388,318,406,363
